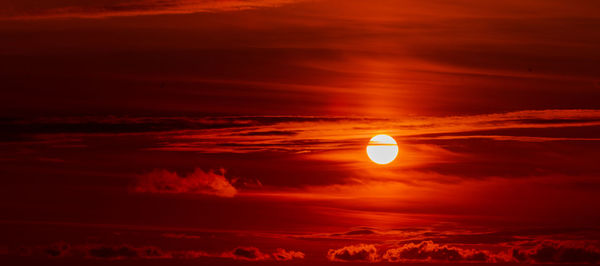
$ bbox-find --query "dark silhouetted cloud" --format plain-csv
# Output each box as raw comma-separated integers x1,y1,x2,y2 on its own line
512,241,600,264
330,229,378,237
27,242,304,261
43,241,71,258
135,168,237,197
87,245,170,260
223,246,270,261
42,242,169,260
178,246,303,261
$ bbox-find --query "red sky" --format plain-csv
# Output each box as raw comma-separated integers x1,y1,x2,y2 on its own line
1,0,600,265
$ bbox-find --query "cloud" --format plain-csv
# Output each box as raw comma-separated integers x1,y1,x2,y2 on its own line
38,240,600,263
328,241,600,264
142,110,600,154
328,241,510,263
7,110,600,153
87,245,170,260
6,110,600,194
43,241,71,258
34,242,304,261
161,233,202,239
222,246,270,261
327,244,378,262
134,168,237,197
272,248,305,261
235,130,298,136
220,247,304,261
43,242,170,260
382,241,495,262
512,241,600,264
2,0,304,20
331,229,377,237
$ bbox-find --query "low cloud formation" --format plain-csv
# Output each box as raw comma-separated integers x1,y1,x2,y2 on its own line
135,168,237,197
222,246,270,261
272,248,306,261
177,247,303,261
328,241,507,263
37,242,303,261
43,243,170,260
221,247,304,261
383,241,494,262
43,242,71,258
328,241,600,263
512,241,600,264
87,245,170,259
327,244,378,262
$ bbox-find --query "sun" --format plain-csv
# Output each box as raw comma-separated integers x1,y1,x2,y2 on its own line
366,134,398,165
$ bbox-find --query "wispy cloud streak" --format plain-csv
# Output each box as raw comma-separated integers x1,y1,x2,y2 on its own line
2,0,304,19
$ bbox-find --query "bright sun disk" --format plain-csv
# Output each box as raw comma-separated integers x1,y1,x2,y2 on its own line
366,134,398,165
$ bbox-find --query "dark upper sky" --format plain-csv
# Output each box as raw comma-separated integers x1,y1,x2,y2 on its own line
2,0,600,116
1,0,600,265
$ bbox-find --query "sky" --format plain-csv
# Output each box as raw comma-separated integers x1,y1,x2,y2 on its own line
1,0,600,265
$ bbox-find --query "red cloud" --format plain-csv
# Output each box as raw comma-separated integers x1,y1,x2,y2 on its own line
512,241,600,264
328,241,510,263
272,248,305,261
87,245,170,260
327,244,378,262
221,246,270,261
328,241,600,263
383,241,495,262
220,247,305,261
37,242,304,261
135,168,237,197
42,243,170,260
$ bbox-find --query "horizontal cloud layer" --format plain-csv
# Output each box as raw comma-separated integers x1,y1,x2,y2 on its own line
328,241,600,263
34,242,304,261
5,109,600,152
